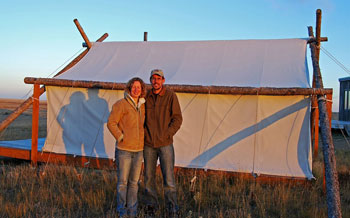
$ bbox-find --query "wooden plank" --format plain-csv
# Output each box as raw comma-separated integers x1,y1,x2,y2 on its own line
314,104,319,158
31,84,40,165
0,147,31,160
37,152,115,169
307,37,328,43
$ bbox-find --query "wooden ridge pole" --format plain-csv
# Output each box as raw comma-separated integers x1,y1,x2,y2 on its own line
23,77,332,96
0,33,108,133
309,9,342,218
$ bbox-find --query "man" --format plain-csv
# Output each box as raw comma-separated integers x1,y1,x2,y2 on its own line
144,69,183,216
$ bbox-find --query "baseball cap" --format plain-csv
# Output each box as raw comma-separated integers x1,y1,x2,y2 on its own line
150,69,164,78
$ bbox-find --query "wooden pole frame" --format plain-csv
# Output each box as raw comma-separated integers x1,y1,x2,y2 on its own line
309,9,342,218
31,84,40,166
23,77,332,96
313,104,319,157
74,19,92,49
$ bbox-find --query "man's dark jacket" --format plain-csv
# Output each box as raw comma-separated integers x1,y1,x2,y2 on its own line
144,87,183,148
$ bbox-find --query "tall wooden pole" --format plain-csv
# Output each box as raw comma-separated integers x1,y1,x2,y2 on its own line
31,84,40,166
309,9,342,218
0,33,108,132
309,26,318,158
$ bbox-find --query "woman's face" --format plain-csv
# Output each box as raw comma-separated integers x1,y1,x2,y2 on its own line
130,81,142,98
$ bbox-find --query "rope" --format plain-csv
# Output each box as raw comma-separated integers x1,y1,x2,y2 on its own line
191,90,210,193
252,92,260,177
180,94,198,114
31,97,40,102
197,93,209,156
320,46,350,75
85,87,113,166
41,87,72,173
47,48,85,78
332,120,350,149
317,96,326,103
202,95,242,152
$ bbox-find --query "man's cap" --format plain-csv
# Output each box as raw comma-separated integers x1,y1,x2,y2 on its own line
150,69,164,78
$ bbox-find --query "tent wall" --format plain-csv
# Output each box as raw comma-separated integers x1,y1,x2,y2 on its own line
45,86,312,178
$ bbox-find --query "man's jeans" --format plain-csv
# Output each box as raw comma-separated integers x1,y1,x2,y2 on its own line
115,147,143,217
144,144,178,212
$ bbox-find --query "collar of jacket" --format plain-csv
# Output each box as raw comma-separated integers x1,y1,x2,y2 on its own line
124,92,145,109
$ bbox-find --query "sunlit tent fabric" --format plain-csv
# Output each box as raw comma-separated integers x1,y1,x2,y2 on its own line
44,38,313,178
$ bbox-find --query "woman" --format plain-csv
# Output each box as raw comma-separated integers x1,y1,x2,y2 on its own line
107,77,146,217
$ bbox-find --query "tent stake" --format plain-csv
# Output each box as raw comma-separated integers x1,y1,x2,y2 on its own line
309,9,342,218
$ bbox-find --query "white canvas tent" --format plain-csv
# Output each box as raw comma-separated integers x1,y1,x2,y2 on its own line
41,38,314,179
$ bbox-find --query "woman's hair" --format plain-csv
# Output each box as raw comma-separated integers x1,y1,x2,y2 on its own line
125,77,146,98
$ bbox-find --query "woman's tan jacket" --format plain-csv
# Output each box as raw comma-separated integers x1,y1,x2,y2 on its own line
107,93,145,152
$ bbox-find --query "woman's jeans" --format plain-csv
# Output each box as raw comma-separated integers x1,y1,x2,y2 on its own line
143,144,178,213
115,147,143,216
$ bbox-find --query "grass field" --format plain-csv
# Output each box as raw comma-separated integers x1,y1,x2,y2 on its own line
0,98,349,217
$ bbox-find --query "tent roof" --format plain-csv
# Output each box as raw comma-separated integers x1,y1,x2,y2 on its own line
57,38,310,88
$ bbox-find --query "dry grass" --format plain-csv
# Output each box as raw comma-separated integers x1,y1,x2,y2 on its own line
0,157,349,218
0,99,349,217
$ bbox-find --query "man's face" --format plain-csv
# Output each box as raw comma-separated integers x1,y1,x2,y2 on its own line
151,74,165,91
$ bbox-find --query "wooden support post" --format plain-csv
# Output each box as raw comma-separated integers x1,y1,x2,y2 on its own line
31,84,40,166
308,26,318,155
308,9,342,218
144,32,148,41
326,93,333,128
74,19,92,49
0,33,108,132
315,9,322,61
314,102,319,158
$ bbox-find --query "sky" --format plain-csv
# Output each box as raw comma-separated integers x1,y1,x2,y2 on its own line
0,0,349,112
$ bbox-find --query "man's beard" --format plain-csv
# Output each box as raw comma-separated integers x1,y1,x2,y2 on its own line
153,84,162,90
